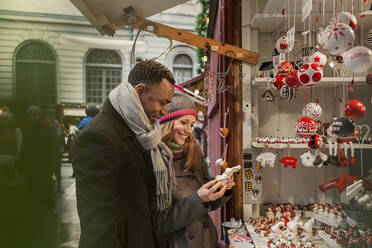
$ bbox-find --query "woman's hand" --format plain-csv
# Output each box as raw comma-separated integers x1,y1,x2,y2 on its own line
197,179,228,202
225,176,235,190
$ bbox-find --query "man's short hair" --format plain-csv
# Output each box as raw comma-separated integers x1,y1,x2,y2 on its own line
128,60,175,87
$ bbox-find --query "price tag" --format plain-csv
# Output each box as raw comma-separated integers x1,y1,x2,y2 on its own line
302,0,312,22
236,53,243,58
211,45,219,51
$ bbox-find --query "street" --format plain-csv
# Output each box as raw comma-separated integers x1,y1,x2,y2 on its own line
58,155,80,248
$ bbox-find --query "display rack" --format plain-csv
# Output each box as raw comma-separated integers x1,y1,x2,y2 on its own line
307,212,340,227
252,142,372,149
318,231,341,248
252,77,367,87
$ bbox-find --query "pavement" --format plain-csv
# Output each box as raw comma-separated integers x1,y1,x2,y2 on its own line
58,154,80,248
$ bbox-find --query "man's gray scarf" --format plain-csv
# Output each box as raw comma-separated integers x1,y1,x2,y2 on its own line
109,82,176,211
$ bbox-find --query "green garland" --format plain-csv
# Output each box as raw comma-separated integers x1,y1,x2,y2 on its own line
195,0,209,74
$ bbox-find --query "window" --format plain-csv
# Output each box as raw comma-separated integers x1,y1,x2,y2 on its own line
173,54,193,83
85,49,122,104
15,41,56,107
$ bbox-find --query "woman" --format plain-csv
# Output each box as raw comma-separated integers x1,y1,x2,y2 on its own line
156,93,235,248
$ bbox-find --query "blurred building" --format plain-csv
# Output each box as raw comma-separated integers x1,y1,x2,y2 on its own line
0,0,200,121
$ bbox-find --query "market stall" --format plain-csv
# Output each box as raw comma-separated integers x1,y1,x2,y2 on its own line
69,0,372,247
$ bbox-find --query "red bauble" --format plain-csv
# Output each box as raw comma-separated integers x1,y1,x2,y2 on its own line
298,63,323,86
296,117,317,137
277,62,294,77
344,100,366,120
272,75,285,90
285,71,302,88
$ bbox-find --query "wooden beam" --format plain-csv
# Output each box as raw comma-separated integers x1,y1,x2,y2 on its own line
127,16,258,65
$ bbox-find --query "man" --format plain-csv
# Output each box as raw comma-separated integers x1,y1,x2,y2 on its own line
78,104,100,130
17,105,60,248
72,60,176,248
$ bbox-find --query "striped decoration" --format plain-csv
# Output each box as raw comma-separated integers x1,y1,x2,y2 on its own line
364,29,372,46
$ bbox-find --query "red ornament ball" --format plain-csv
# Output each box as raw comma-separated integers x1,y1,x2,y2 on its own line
296,117,317,137
344,100,366,120
285,71,302,88
298,63,323,86
272,75,285,90
277,62,294,78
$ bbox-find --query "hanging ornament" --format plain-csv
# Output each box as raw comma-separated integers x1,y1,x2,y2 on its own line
285,71,302,89
261,90,275,102
271,75,285,90
280,85,295,101
344,100,366,121
275,36,293,54
327,123,337,138
308,134,324,149
323,23,355,56
311,46,327,67
303,103,322,121
318,25,333,48
297,63,323,86
337,12,358,30
277,62,294,77
343,46,372,73
296,117,317,137
332,117,355,137
367,74,372,88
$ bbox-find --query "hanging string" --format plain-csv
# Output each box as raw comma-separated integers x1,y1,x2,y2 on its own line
309,13,311,48
322,0,325,27
333,0,336,21
293,0,296,64
335,0,338,23
361,0,364,47
288,0,290,30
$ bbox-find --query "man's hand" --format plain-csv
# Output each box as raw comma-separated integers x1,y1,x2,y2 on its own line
197,179,228,202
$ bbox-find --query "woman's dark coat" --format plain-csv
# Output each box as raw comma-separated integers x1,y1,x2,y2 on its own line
155,147,232,248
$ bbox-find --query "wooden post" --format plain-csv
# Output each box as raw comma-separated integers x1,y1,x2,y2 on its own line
230,0,243,221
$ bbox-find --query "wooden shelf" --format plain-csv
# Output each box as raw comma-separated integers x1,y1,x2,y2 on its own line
252,142,372,149
252,77,367,87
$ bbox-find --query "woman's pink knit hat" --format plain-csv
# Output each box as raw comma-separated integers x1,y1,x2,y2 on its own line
158,93,198,124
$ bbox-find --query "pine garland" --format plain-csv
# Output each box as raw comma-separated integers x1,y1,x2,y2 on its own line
195,0,209,74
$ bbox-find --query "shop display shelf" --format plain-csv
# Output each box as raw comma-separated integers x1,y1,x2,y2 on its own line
307,212,339,227
252,77,367,87
245,223,270,248
318,230,342,248
252,142,372,149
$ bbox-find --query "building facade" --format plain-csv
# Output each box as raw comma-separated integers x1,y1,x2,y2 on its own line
0,0,200,119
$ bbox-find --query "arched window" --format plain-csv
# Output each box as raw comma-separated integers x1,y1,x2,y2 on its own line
85,49,122,104
15,41,56,106
173,54,193,83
